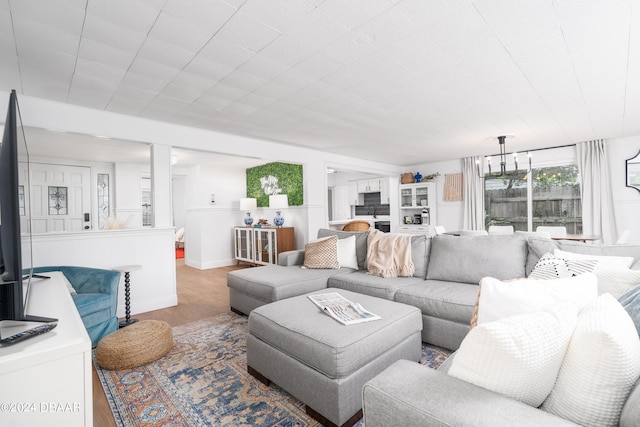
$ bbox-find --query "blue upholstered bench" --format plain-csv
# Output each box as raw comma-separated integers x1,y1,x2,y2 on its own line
29,266,120,347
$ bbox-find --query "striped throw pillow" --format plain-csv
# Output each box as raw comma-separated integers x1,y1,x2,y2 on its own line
529,253,597,280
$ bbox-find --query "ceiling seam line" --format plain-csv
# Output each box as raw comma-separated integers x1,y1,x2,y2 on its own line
68,0,89,103
105,0,170,111
621,1,634,136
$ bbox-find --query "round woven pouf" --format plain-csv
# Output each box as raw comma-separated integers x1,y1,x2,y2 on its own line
96,320,173,370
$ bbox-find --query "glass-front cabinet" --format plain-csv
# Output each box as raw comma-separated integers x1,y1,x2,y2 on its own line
398,182,437,235
233,227,295,265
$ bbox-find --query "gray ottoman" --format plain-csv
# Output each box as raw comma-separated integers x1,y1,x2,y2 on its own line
247,288,422,427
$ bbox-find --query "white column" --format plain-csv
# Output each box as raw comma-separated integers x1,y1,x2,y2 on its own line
151,144,172,227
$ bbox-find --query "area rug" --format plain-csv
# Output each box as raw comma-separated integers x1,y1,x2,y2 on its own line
95,312,452,426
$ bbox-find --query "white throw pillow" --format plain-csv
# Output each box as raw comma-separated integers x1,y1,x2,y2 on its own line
554,248,634,269
541,294,640,427
477,274,598,325
337,235,358,269
449,304,578,407
594,265,640,298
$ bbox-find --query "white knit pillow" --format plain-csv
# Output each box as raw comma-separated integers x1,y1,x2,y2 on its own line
554,248,634,269
594,265,640,298
476,274,598,326
541,294,640,427
449,304,578,407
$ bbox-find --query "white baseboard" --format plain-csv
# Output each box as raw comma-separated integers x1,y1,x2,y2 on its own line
119,295,178,317
186,258,236,270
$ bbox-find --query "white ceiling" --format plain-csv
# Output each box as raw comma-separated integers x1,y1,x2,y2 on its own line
1,0,639,166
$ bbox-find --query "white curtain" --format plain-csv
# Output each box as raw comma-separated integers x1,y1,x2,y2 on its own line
576,140,617,244
463,156,485,230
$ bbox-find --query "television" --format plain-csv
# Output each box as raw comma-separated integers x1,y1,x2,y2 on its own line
0,90,55,323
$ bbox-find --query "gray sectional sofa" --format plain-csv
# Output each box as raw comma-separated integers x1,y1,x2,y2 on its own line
227,228,640,426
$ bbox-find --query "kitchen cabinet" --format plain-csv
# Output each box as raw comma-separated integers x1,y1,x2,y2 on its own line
380,179,390,204
234,227,295,265
357,179,380,193
398,182,437,234
348,181,364,206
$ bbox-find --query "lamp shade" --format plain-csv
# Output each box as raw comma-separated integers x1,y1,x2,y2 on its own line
239,198,257,211
269,194,288,209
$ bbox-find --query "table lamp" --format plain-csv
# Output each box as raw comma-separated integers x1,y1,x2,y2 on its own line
269,194,288,227
239,198,257,226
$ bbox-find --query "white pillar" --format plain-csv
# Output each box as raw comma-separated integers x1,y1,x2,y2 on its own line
151,144,172,228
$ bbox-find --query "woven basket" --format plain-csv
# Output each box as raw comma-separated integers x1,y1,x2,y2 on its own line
96,320,174,370
401,173,415,184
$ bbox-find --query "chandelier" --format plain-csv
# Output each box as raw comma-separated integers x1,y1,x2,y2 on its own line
476,135,532,178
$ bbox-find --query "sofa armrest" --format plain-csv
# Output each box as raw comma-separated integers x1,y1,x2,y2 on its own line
278,250,305,266
363,360,579,427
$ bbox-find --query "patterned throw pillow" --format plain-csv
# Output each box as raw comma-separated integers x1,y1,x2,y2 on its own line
529,252,597,280
303,236,339,269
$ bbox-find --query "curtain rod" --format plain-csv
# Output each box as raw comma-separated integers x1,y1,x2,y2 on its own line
484,142,576,158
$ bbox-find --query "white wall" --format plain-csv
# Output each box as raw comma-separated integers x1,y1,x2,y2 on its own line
608,136,640,244
22,228,177,317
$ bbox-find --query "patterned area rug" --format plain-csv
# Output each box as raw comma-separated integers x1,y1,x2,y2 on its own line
95,312,452,426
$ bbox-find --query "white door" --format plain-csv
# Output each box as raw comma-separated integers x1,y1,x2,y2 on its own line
20,163,92,233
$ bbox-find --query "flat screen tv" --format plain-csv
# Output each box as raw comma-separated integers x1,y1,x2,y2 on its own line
0,90,55,323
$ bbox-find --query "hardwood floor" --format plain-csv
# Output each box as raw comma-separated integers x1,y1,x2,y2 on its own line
92,259,250,427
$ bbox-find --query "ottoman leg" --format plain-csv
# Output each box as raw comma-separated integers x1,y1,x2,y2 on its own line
306,406,362,427
247,366,270,386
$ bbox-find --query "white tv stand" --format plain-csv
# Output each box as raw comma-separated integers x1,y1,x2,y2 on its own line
0,274,93,427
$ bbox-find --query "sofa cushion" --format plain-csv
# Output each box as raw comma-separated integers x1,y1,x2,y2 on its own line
394,279,478,324
328,270,424,301
316,229,430,276
541,294,640,427
318,229,370,270
449,304,578,407
427,235,527,284
304,236,339,269
227,265,351,304
475,274,598,326
596,266,640,298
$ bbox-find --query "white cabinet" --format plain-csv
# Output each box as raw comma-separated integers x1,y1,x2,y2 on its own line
0,275,93,427
380,179,390,204
398,182,437,234
348,181,364,206
357,179,380,193
234,227,295,265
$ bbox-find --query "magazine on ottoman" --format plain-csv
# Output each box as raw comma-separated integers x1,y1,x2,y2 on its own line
308,292,381,325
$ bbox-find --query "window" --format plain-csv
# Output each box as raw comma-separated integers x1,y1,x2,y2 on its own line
485,164,582,233
97,173,110,229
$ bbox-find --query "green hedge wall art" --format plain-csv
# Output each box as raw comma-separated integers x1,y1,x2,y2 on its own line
246,162,303,207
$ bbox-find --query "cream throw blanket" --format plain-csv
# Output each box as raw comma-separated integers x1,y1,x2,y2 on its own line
366,229,415,278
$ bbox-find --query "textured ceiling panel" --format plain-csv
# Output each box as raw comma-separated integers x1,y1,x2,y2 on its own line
2,0,639,165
